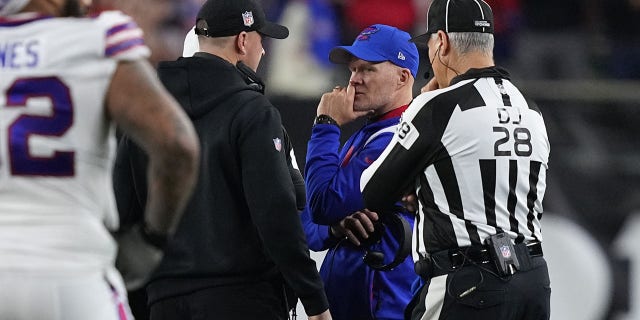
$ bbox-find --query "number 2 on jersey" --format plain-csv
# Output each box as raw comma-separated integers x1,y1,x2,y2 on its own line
4,77,74,176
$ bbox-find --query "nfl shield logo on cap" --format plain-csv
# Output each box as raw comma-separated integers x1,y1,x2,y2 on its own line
242,11,254,27
273,138,282,152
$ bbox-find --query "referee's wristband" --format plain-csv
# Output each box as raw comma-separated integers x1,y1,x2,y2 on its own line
314,114,339,127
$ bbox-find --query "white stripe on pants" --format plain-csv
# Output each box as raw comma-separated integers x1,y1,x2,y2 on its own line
0,267,133,320
418,274,448,320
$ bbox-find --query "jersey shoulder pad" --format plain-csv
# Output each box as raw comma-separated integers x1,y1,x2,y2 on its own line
95,10,150,61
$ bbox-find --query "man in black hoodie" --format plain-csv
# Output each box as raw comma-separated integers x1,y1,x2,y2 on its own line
112,0,331,319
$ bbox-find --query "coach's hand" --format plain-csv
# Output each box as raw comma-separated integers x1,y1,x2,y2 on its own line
330,209,380,246
317,84,369,126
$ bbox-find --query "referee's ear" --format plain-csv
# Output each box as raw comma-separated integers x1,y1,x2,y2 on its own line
435,30,450,56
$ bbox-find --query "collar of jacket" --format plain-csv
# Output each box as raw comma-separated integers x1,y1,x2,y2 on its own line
368,104,409,123
193,51,233,65
449,66,511,86
192,52,266,94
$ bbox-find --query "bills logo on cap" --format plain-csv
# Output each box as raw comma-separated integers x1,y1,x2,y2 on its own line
356,25,379,41
242,11,254,27
273,138,282,151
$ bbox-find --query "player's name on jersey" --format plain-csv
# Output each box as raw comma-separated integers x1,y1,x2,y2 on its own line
0,39,40,69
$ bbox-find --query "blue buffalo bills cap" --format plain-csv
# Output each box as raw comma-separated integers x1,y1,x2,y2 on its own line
329,24,419,78
410,0,494,47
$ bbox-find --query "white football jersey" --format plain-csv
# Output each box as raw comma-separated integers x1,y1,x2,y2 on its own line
0,11,150,272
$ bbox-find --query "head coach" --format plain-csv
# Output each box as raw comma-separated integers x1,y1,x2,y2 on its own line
113,0,332,319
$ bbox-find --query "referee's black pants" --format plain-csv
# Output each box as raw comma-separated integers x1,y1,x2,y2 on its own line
148,279,292,320
407,256,550,320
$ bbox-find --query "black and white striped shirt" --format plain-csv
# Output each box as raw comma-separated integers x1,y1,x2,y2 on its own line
360,67,550,261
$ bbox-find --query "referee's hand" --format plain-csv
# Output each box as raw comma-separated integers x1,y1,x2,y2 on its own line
421,77,439,93
402,192,418,214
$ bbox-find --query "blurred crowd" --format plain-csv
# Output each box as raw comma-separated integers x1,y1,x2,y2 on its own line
89,0,640,96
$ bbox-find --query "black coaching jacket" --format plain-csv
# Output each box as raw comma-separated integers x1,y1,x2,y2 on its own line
113,52,328,315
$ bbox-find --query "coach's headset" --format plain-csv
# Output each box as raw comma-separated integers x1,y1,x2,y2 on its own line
236,61,265,93
361,210,413,271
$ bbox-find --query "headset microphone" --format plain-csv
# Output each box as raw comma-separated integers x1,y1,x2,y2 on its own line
434,44,460,77
424,45,441,80
236,61,265,93
431,45,440,66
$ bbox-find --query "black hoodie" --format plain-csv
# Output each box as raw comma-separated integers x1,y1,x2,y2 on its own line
114,53,328,315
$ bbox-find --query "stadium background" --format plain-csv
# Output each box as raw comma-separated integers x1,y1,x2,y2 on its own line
90,0,640,319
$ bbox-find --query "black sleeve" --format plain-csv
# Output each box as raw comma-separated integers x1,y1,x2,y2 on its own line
283,126,306,211
361,97,443,213
236,103,328,315
112,135,148,228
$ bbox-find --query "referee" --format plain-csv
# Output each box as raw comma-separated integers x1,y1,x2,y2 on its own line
360,0,551,319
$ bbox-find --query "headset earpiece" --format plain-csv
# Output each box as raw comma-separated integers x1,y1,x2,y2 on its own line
358,221,385,247
363,251,385,268
362,212,412,271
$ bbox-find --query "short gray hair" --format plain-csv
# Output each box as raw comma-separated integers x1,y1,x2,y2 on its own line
432,32,494,56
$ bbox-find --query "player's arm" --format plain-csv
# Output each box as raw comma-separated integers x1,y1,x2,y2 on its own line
107,59,199,239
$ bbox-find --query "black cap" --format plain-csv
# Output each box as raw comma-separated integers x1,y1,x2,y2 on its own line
410,0,493,46
195,0,289,39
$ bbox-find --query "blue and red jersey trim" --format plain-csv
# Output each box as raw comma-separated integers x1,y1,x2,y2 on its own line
0,14,53,27
372,104,409,122
105,21,145,57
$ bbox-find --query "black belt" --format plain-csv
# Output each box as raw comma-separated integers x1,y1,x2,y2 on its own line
449,241,543,268
415,241,543,278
